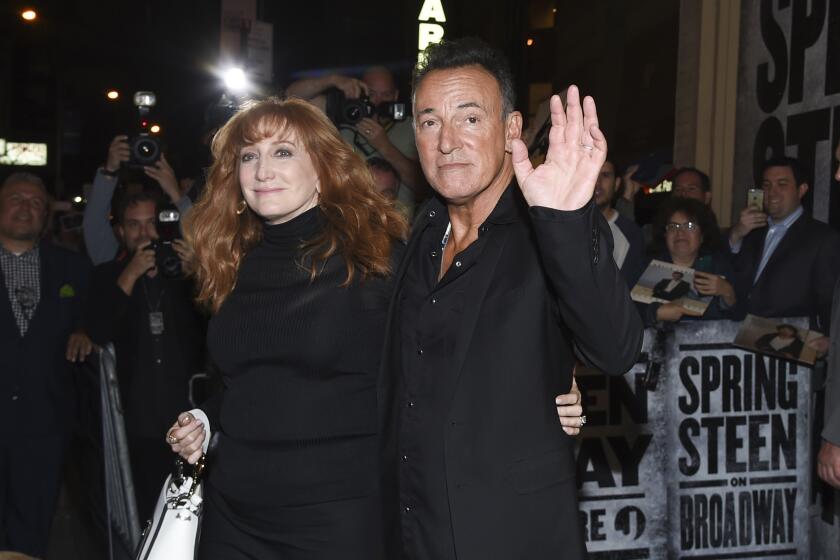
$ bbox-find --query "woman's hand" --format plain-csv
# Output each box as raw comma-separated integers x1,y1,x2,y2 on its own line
166,411,205,464
694,271,736,306
556,375,585,436
656,302,688,322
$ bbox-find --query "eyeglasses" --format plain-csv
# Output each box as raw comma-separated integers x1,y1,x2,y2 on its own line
664,221,699,232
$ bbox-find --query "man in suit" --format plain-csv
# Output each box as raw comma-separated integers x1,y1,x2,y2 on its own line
0,173,91,557
728,156,840,332
378,38,643,559
595,159,646,287
653,270,691,301
754,324,804,360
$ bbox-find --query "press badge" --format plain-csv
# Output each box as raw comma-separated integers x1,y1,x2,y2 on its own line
149,311,165,335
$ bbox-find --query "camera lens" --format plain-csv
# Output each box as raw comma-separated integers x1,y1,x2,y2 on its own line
137,140,158,159
131,136,161,165
343,102,364,124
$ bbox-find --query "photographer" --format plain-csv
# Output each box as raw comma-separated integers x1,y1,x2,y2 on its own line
84,191,205,521
286,66,425,216
83,135,193,265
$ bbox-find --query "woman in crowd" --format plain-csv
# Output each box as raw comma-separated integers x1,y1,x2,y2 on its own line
163,97,407,559
642,196,737,325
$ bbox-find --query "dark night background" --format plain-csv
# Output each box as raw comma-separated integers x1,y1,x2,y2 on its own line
0,0,678,202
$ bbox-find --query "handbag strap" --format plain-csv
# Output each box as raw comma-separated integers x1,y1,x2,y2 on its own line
171,454,206,500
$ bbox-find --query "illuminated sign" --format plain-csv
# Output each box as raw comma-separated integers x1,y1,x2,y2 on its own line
418,0,446,64
0,140,47,166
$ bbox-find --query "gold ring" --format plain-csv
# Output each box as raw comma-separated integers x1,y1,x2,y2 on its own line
167,433,179,445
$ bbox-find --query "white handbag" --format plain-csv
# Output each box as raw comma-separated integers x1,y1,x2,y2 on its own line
135,454,206,560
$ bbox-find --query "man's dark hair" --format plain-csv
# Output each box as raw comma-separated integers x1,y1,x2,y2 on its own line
116,190,159,224
367,156,399,179
413,37,516,117
761,156,808,187
653,196,722,255
673,167,711,193
777,324,799,336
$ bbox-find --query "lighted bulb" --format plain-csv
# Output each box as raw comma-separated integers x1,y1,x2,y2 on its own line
526,38,535,46
73,196,83,204
106,90,119,100
21,9,37,22
223,68,249,93
150,125,161,134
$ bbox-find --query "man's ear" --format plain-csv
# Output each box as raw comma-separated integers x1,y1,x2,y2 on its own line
505,111,524,153
704,191,712,205
115,224,125,243
615,177,622,192
798,183,809,200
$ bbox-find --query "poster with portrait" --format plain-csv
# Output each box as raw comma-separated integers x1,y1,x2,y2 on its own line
734,314,822,366
631,260,711,316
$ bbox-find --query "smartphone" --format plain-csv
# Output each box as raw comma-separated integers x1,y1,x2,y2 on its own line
746,188,764,210
694,255,712,273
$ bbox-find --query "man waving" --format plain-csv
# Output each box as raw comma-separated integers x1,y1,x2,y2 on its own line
379,38,643,559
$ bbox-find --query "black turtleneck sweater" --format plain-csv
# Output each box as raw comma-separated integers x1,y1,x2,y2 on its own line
205,207,394,506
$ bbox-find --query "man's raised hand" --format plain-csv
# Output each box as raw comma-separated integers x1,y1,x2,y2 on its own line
511,86,606,211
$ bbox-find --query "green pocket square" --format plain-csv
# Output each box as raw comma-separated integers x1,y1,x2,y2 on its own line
59,284,75,298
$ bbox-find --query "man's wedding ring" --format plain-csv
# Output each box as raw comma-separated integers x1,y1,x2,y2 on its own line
580,415,588,426
167,433,179,445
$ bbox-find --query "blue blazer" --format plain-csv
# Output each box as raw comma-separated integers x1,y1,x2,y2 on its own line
0,242,90,440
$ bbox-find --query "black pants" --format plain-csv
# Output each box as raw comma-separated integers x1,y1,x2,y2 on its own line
198,484,385,560
0,435,66,557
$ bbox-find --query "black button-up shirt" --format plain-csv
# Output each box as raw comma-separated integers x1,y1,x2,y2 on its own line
397,185,520,559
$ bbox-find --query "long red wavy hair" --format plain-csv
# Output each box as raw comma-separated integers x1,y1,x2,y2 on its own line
184,97,408,313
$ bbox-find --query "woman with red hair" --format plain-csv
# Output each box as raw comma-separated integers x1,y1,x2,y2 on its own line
165,97,406,558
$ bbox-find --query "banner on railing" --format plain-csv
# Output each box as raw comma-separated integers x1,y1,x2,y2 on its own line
576,320,812,559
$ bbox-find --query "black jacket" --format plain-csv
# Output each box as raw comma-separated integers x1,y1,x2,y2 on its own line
379,188,643,559
731,212,840,332
86,259,205,437
755,332,804,360
0,242,89,440
652,277,691,301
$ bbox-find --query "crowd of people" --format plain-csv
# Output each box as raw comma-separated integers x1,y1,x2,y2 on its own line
1,35,840,559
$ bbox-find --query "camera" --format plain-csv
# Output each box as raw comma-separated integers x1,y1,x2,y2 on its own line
126,91,163,169
150,208,182,278
128,135,161,167
325,89,408,126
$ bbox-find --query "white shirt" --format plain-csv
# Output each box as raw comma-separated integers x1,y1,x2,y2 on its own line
606,211,630,269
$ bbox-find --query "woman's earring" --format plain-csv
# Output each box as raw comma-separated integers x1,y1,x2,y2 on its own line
236,200,248,215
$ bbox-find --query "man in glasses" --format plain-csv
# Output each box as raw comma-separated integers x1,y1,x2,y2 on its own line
0,172,91,557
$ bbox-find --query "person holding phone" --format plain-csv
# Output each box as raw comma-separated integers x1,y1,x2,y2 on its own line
729,156,840,333
641,197,737,325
